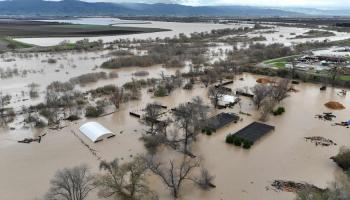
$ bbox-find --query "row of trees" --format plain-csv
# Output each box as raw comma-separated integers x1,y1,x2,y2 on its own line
251,79,290,121
141,97,209,156
45,155,214,200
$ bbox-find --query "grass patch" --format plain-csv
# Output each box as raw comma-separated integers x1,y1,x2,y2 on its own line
263,55,301,68
339,75,350,81
1,37,33,49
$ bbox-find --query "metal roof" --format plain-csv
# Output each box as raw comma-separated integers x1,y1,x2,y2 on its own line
79,122,114,143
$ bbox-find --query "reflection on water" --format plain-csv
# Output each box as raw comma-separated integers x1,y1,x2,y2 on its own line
0,73,349,200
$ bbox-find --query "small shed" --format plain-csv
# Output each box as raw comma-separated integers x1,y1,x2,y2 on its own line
233,122,274,143
79,122,115,143
204,113,240,131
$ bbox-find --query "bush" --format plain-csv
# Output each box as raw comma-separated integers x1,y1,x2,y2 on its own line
154,85,167,97
272,107,285,116
202,127,214,135
233,137,242,146
48,58,57,64
85,106,103,118
331,147,350,171
243,140,253,149
226,134,234,144
183,82,193,90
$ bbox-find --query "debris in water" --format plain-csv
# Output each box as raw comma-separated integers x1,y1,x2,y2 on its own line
315,112,336,121
271,180,324,193
305,136,337,147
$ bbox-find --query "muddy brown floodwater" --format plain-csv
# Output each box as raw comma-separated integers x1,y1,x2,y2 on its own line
1,72,350,200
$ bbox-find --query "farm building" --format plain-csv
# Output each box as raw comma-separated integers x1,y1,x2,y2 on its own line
232,122,275,143
204,112,240,132
79,122,115,143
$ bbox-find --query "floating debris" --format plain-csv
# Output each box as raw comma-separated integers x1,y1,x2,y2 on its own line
18,136,42,144
305,136,337,147
315,112,336,121
271,180,324,193
333,121,350,128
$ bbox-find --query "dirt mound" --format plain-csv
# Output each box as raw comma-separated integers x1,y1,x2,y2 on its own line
256,78,271,84
324,101,345,110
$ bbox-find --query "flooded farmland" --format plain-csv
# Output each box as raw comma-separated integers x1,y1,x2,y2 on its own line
1,17,350,200
1,72,350,200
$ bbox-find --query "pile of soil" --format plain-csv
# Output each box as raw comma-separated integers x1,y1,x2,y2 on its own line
324,101,345,110
305,136,337,147
256,78,271,84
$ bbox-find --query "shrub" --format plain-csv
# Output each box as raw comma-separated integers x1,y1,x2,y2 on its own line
272,107,285,116
202,127,214,135
85,106,103,118
233,137,242,146
154,85,167,97
331,147,350,171
226,134,234,144
183,82,193,90
243,140,253,149
48,58,57,64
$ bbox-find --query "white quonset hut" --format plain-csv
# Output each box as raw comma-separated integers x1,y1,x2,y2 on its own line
79,122,115,143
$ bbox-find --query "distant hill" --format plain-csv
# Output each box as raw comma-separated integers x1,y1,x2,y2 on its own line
0,0,303,17
278,7,350,16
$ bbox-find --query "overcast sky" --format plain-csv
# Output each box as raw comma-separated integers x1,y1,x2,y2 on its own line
80,0,349,8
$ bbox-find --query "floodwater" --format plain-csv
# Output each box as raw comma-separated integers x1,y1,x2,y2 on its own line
0,50,185,110
15,20,251,46
38,17,148,25
14,18,350,51
246,26,350,46
1,72,350,200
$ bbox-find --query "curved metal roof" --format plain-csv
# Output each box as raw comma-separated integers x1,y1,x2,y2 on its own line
79,122,114,143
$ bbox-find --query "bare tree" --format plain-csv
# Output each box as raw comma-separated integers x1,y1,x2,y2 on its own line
95,157,157,200
172,97,209,155
142,103,163,135
129,78,141,100
192,168,216,190
259,97,276,122
208,86,226,108
28,82,40,99
328,64,344,86
145,157,200,198
272,78,290,102
45,165,94,200
0,92,12,126
109,86,124,109
251,84,272,109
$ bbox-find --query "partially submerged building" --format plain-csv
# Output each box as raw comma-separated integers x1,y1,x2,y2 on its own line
218,95,240,107
204,112,240,132
232,122,275,143
79,122,115,143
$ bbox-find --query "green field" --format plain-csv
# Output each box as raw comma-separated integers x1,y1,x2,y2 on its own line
0,37,33,50
263,55,301,68
339,75,350,81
